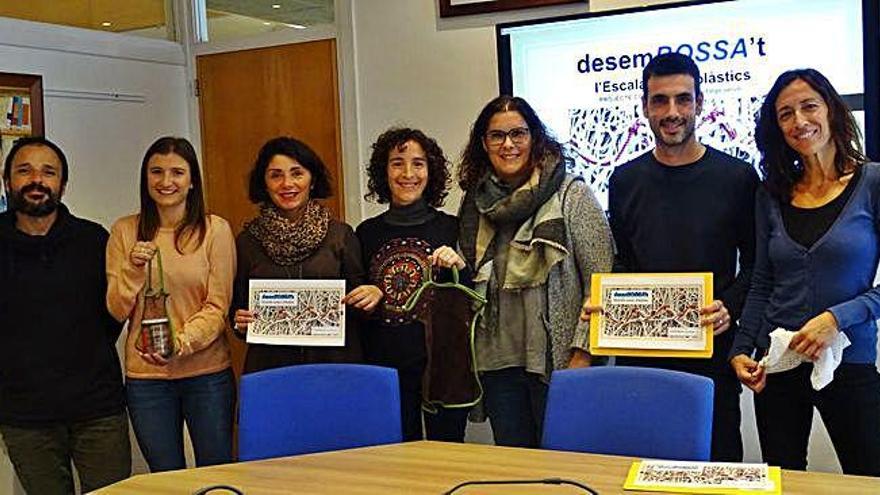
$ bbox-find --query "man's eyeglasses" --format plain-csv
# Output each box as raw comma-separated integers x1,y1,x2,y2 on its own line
484,127,530,147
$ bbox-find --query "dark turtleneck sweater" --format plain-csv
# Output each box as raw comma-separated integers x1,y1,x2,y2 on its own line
0,205,125,425
355,200,461,366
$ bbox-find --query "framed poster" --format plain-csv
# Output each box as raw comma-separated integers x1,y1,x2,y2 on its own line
589,272,713,358
247,279,346,347
0,72,44,213
439,0,585,18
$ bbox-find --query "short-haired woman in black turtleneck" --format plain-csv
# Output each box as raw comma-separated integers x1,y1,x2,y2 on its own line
356,127,476,442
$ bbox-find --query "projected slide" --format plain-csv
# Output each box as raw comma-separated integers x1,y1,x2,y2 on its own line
500,0,865,209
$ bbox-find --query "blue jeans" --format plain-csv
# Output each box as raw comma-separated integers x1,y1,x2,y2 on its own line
481,367,548,448
126,368,235,472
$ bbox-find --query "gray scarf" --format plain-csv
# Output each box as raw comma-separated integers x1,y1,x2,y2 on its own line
459,152,568,331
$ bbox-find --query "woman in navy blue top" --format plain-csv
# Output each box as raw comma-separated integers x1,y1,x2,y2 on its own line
730,69,880,476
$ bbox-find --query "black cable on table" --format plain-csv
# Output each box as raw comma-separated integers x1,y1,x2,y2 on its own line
442,477,599,494
191,484,245,495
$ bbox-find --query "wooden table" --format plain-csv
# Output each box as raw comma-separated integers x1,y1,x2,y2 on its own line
97,441,879,494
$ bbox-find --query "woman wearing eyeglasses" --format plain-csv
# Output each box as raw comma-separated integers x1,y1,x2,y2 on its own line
458,95,614,447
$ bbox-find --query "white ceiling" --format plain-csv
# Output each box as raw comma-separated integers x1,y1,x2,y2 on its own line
207,0,334,26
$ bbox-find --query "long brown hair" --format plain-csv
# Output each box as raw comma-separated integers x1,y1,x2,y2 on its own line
137,137,207,253
756,68,866,201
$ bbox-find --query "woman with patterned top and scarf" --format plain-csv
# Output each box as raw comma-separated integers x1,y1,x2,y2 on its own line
458,96,615,448
356,127,478,442
231,137,381,373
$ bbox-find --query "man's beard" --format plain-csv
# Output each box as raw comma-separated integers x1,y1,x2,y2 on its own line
8,183,61,217
653,116,696,147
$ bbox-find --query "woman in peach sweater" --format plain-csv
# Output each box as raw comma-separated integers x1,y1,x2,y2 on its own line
107,137,236,472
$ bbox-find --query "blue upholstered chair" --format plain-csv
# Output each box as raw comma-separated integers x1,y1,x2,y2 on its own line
541,366,714,461
238,363,403,461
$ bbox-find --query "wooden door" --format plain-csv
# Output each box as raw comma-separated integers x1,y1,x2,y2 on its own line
197,39,344,376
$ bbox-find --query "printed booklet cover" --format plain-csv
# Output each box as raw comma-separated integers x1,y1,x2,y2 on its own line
590,273,713,358
247,279,346,346
624,459,781,494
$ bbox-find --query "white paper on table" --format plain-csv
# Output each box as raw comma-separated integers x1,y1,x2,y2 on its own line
633,460,773,491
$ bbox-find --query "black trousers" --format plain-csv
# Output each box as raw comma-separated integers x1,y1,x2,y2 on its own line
709,376,744,462
755,363,880,476
364,326,469,442
0,412,131,495
397,358,469,442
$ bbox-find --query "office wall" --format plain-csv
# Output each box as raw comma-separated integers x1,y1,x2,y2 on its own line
348,0,844,473
0,16,190,493
591,0,682,10
0,17,190,226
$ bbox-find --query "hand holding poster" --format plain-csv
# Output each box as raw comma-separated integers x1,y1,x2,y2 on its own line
247,279,346,346
589,273,713,358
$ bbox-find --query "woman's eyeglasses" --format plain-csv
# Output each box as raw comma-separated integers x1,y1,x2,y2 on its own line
484,127,530,147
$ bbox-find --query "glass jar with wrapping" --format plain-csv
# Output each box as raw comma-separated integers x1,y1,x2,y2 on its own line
136,249,176,358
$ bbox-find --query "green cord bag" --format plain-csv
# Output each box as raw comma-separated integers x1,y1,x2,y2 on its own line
135,248,177,358
402,266,486,414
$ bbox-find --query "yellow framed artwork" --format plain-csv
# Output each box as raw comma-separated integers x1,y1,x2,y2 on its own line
589,272,714,358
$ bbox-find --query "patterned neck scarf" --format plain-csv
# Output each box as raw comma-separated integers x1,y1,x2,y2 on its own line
459,152,568,332
245,201,330,266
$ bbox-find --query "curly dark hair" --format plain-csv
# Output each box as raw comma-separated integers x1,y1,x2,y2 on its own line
365,127,450,207
458,95,564,191
756,68,866,201
248,136,332,204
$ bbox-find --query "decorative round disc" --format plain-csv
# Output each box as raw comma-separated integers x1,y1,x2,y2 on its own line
370,238,433,325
